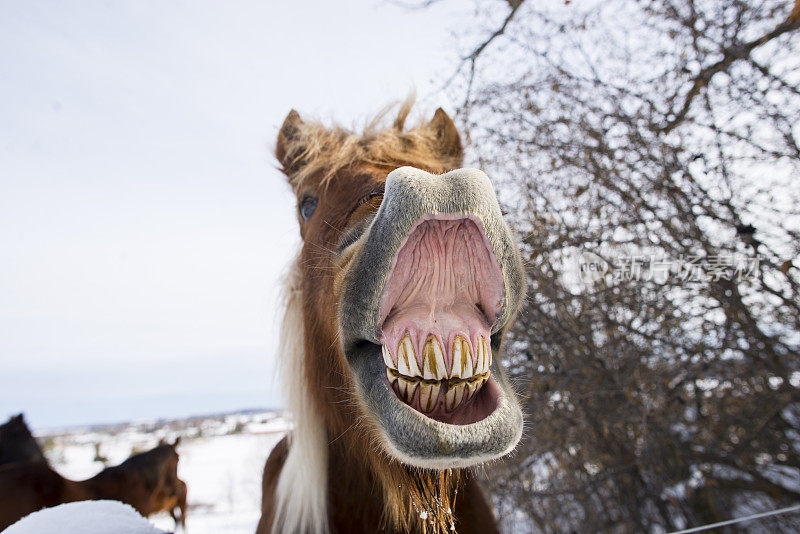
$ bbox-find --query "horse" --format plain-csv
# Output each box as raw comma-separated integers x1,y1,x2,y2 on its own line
256,100,526,534
0,414,47,467
0,438,187,530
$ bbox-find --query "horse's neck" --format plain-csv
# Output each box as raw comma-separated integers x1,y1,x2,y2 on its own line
80,467,125,500
325,440,390,531
324,442,499,534
0,441,46,466
22,464,94,504
61,477,95,503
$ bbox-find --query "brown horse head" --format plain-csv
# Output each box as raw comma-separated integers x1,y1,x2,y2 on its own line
272,101,525,533
0,413,47,467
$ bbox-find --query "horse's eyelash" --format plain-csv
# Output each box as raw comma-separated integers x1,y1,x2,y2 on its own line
354,190,384,208
337,212,380,252
337,221,369,252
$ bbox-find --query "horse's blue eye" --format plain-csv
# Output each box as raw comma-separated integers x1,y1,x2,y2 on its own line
299,195,318,221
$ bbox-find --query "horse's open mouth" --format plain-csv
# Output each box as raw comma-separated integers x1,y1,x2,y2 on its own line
378,216,504,425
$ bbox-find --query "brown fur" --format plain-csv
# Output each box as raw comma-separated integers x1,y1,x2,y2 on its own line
258,101,502,534
0,440,186,530
259,437,499,534
166,479,188,529
256,436,289,534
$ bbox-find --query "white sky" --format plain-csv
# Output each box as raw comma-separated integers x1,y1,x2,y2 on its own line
0,0,463,428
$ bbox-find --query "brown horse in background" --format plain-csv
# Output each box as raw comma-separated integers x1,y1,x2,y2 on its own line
0,437,186,530
0,414,47,467
257,101,526,533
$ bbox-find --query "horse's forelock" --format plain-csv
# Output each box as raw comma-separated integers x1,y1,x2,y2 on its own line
276,97,462,194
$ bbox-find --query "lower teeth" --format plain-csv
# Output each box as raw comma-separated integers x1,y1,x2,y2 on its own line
386,369,488,413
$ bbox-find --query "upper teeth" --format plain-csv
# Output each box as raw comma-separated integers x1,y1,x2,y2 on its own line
422,334,447,380
383,334,491,413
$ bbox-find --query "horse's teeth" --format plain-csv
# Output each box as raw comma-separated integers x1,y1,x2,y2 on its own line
445,383,467,412
422,335,446,380
398,377,416,403
397,377,407,397
386,368,397,385
479,375,488,393
463,381,476,402
476,337,485,376
475,336,491,374
382,344,395,370
388,333,490,379
451,336,473,379
386,332,491,412
444,385,457,411
402,334,421,376
464,382,480,401
466,376,488,402
453,382,466,407
444,387,456,411
397,349,410,376
419,383,440,412
410,382,421,405
418,383,431,411
397,335,413,376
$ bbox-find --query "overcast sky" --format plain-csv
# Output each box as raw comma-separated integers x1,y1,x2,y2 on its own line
0,0,464,428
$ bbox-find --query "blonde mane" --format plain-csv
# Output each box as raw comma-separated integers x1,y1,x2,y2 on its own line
272,257,329,534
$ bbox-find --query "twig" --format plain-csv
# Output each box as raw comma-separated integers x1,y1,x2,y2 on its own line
662,3,800,133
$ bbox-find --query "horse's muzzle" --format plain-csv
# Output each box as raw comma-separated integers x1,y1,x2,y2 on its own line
339,167,526,469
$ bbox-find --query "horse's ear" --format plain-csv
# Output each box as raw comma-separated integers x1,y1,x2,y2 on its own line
276,109,306,176
172,437,181,448
426,108,462,161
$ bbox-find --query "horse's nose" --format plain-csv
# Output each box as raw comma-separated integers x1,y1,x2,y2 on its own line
379,166,501,226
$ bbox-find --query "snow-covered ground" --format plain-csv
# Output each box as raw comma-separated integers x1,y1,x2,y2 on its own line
36,410,288,534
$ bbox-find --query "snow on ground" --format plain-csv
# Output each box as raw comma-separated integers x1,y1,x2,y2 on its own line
36,411,288,534
5,501,168,534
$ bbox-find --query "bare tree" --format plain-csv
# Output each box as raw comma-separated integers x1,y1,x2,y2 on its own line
429,0,800,532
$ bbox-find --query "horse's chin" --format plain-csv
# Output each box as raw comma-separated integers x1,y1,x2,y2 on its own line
338,167,526,470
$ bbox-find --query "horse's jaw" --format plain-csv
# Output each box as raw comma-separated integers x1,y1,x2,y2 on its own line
338,167,526,469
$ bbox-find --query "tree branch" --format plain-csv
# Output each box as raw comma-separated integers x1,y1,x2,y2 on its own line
662,3,800,133
465,1,523,62
438,0,524,100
